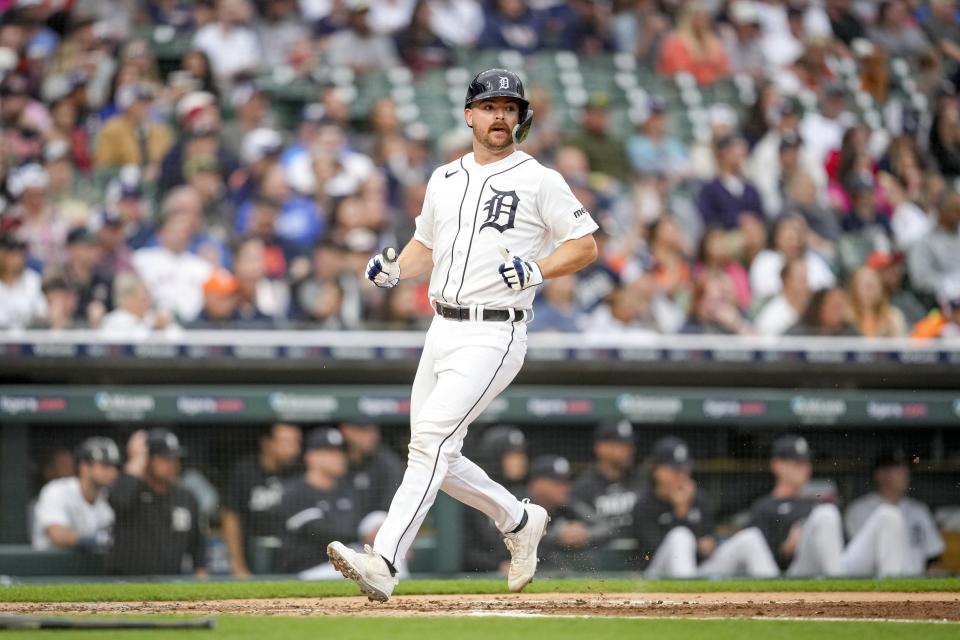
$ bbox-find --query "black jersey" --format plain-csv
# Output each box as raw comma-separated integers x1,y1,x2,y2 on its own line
222,455,300,538
346,445,404,516
108,473,206,575
571,466,640,540
276,477,363,573
748,494,820,569
631,489,715,569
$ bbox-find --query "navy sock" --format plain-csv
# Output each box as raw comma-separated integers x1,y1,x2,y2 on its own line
509,509,529,534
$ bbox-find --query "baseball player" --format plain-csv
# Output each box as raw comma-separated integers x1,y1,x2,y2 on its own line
32,437,121,551
328,68,599,601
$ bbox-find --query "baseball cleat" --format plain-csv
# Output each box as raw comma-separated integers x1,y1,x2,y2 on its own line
503,501,550,592
327,542,398,602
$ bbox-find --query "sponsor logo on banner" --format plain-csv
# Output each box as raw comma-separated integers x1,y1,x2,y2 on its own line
358,397,411,417
269,393,337,419
790,396,846,423
176,396,246,416
0,395,67,415
616,395,682,422
527,398,593,417
31,343,78,357
702,399,767,418
866,401,929,421
95,392,155,420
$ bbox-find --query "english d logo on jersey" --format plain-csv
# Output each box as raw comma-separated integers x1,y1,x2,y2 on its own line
480,187,519,233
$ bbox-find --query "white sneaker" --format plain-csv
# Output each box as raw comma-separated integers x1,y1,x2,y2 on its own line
327,541,398,602
502,501,550,592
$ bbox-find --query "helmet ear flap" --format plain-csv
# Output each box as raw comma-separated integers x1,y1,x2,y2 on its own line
512,109,534,144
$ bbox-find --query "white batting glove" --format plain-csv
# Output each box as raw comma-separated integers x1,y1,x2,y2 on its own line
366,248,400,288
497,245,543,291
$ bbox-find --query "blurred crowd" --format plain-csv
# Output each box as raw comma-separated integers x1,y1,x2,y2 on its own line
0,0,958,337
31,421,947,578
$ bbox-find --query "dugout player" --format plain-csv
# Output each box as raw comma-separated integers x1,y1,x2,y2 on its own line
571,420,640,542
339,421,403,516
844,448,943,576
328,67,599,601
525,454,592,571
278,428,361,574
32,437,120,551
222,422,303,577
108,429,206,576
749,434,909,577
462,425,529,574
631,436,778,578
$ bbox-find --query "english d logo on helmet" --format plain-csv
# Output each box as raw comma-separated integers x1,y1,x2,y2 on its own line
465,68,535,144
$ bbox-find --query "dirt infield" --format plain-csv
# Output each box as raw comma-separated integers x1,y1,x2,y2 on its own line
2,592,958,621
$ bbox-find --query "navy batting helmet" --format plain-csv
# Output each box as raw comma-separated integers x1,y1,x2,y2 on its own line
75,437,122,466
465,68,534,144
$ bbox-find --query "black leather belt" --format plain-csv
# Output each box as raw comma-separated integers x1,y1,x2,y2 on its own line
434,301,528,322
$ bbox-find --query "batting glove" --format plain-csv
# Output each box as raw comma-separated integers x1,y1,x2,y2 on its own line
497,245,543,291
366,248,400,288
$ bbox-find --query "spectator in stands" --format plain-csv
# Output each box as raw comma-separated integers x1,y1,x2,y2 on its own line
190,268,243,327
868,250,927,326
572,420,640,543
657,0,730,86
681,271,753,335
929,96,960,180
754,257,811,336
159,91,238,194
257,0,310,69
106,171,153,251
32,272,77,330
846,448,944,576
32,437,120,551
869,0,930,59
132,208,213,324
750,215,836,302
395,1,454,74
565,93,630,182
425,0,483,47
339,422,403,516
781,164,841,255
6,164,69,270
526,455,592,570
100,272,175,337
0,233,45,329
462,425,529,574
610,0,668,66
800,82,852,167
221,82,274,157
824,0,867,49
649,215,693,311
907,189,960,300
477,0,543,54
532,275,581,332
233,235,291,322
848,265,908,337
626,97,690,179
233,128,284,206
721,1,766,78
277,428,361,573
109,429,207,576
786,286,859,336
93,83,171,178
62,227,112,327
922,0,960,81
697,134,764,244
631,436,778,578
180,49,220,98
693,227,751,311
325,2,400,73
193,0,263,85
222,423,302,577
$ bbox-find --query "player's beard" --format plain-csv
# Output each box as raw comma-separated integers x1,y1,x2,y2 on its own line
475,124,513,153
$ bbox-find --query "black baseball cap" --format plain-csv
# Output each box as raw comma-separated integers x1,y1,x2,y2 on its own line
874,447,910,470
305,427,345,451
66,226,97,246
772,434,811,461
0,234,27,250
779,132,803,150
146,428,184,458
649,436,693,469
528,455,571,481
595,419,635,443
75,436,122,465
482,425,526,458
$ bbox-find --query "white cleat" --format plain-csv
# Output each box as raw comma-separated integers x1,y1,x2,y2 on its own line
503,501,550,593
327,541,398,602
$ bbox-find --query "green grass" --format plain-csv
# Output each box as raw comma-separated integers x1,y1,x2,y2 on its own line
0,616,957,640
1,578,958,603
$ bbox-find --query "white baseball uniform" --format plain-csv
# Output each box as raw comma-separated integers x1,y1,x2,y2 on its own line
373,149,598,568
845,493,944,576
32,477,114,550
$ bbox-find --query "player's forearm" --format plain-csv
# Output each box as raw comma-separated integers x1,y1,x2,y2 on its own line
536,234,597,280
398,239,434,280
46,525,79,548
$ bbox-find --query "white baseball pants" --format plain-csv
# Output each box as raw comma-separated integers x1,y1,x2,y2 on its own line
698,527,780,578
787,503,845,577
840,504,907,577
374,315,528,568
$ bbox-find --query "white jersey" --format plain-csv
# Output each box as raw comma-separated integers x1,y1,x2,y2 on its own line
32,477,114,550
415,150,598,310
845,492,944,575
